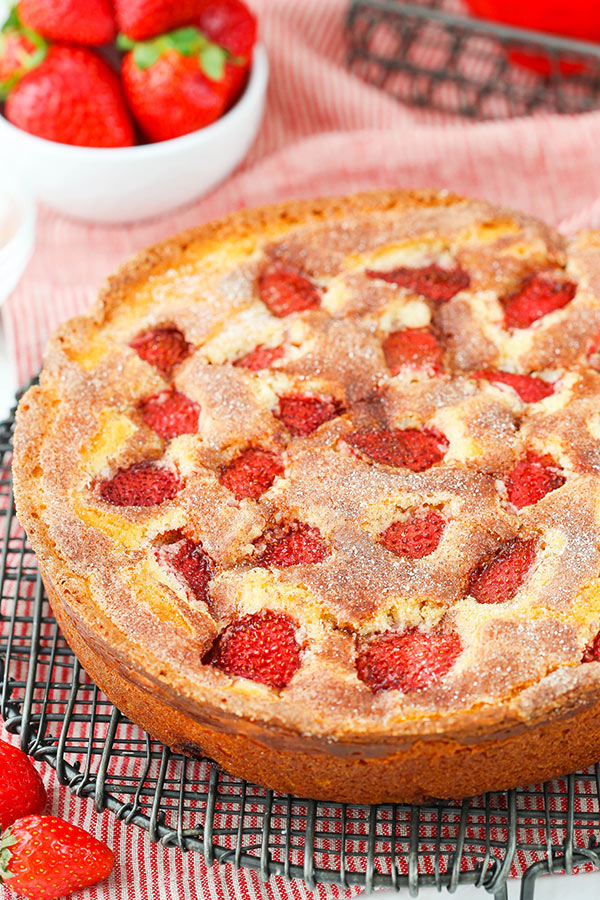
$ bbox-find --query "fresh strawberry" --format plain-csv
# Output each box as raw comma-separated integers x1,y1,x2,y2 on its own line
0,8,47,98
505,453,565,509
206,611,301,688
503,275,577,329
119,27,230,142
169,538,213,603
383,328,443,374
130,326,192,376
0,815,114,900
366,263,470,302
0,30,37,91
475,369,553,402
233,344,284,370
380,509,445,559
258,267,322,317
194,0,257,106
357,628,462,693
139,389,199,439
0,742,46,832
114,0,211,41
345,428,448,471
98,462,182,506
18,0,116,45
4,45,134,147
277,395,340,437
220,448,284,500
468,538,537,604
258,522,328,567
582,631,600,663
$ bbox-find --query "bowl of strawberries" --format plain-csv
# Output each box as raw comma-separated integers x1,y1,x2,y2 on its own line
0,0,267,223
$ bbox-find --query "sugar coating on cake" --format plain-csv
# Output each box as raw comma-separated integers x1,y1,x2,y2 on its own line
12,190,600,741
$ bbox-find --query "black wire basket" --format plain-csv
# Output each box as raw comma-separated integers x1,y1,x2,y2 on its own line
345,0,600,118
2,386,600,900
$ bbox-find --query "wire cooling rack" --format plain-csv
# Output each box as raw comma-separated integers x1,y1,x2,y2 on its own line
345,0,600,118
1,388,600,899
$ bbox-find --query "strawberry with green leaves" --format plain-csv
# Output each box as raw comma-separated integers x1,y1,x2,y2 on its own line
17,0,116,46
0,815,114,900
1,24,135,147
194,0,257,106
119,26,234,142
0,7,46,96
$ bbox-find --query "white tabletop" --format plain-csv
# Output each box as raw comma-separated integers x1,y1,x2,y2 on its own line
375,869,599,897
0,315,16,421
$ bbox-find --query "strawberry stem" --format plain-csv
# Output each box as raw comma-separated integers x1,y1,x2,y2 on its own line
0,4,48,99
117,26,239,81
0,829,17,881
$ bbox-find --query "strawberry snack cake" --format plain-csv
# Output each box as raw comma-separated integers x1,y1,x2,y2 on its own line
12,189,600,803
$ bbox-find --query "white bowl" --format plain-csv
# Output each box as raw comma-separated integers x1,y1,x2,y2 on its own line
0,174,35,307
0,44,268,224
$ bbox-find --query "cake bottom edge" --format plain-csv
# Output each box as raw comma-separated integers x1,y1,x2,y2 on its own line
39,571,600,805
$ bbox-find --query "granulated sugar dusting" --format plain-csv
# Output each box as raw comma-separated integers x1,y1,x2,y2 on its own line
13,190,600,741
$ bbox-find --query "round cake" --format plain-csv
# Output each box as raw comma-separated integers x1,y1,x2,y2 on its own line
13,190,600,804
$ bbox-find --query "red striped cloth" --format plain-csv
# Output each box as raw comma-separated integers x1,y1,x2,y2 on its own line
4,0,600,896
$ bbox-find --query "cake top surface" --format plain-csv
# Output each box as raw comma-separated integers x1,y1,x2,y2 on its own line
13,189,600,742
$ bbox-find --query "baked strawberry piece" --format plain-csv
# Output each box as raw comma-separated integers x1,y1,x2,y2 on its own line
169,539,214,603
258,267,321,317
258,522,328,567
366,263,470,302
277,395,340,436
139,389,200,439
130,326,192,376
468,538,537,604
475,370,553,402
234,344,284,370
220,448,284,500
383,329,443,374
503,274,577,329
345,428,448,471
505,453,565,509
98,462,182,506
357,628,462,693
582,631,600,663
206,611,301,688
381,509,445,559
383,328,443,375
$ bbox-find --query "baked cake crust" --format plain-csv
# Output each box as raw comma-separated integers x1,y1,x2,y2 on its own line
12,189,600,803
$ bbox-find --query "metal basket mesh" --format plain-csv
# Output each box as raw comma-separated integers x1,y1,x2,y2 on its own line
1,388,600,899
345,0,600,118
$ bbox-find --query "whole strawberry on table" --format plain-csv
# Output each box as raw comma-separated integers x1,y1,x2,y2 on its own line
0,0,257,147
0,737,114,898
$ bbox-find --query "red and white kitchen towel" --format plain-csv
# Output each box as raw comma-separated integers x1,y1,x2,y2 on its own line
5,0,600,897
